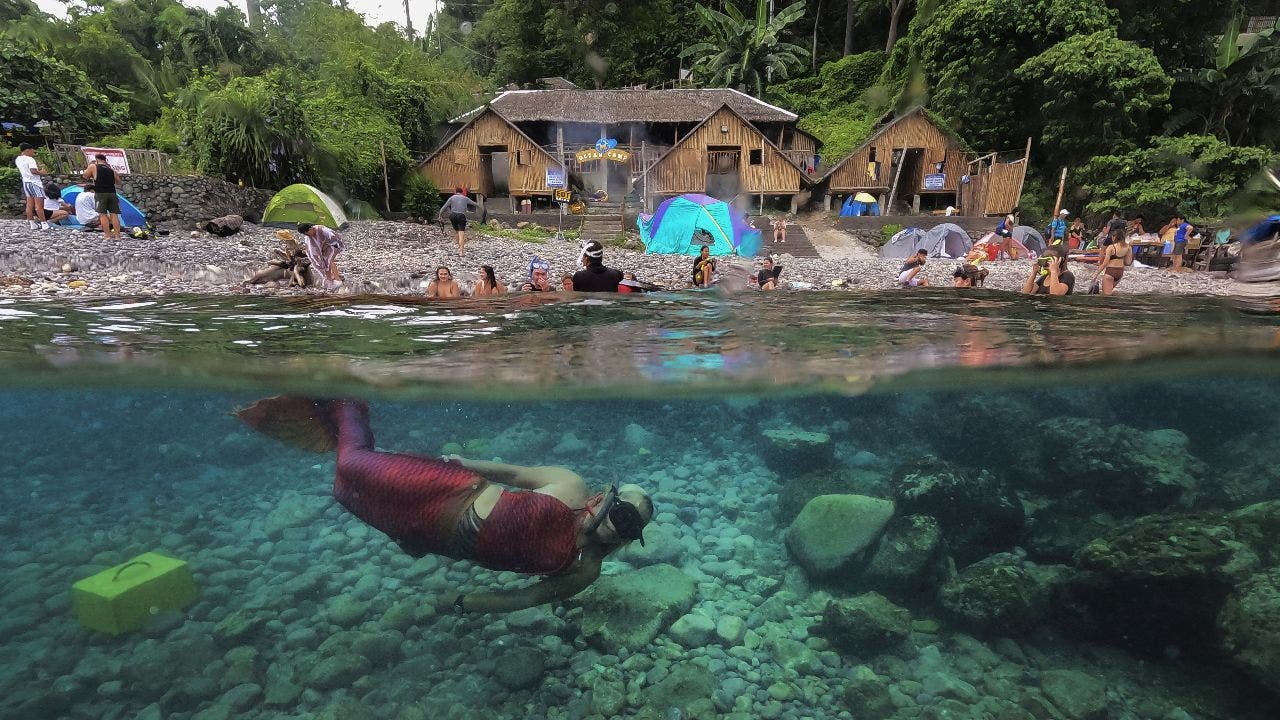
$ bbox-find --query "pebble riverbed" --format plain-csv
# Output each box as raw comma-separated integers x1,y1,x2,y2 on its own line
0,218,1270,298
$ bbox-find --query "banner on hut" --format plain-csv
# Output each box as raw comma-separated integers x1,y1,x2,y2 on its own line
81,147,131,175
923,173,946,191
545,168,566,188
576,138,631,164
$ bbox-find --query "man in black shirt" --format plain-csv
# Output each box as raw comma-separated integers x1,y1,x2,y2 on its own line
757,257,782,290
571,240,623,292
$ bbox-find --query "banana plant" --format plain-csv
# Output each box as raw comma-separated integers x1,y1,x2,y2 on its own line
682,0,809,96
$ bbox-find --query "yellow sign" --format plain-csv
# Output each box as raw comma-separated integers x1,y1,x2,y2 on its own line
575,147,632,164
554,189,572,202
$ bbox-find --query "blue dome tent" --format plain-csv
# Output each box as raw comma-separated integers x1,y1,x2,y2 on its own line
638,194,762,256
839,192,881,217
60,185,147,228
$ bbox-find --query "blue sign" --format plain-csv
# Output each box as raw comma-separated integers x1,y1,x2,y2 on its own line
545,168,566,188
924,173,946,190
594,138,619,154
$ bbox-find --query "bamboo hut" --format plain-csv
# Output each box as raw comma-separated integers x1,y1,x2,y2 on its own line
419,108,564,200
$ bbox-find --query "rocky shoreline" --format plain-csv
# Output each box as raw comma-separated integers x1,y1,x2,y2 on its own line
1,218,1269,298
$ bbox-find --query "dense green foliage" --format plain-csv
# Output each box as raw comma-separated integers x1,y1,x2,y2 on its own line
682,0,809,96
401,174,442,219
0,0,480,212
1077,135,1275,220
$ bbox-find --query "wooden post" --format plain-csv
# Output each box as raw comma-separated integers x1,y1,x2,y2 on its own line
885,149,906,216
556,126,565,176
380,139,392,214
1013,136,1033,209
1051,166,1068,216
641,141,648,213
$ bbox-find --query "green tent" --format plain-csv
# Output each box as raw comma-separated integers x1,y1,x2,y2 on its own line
262,184,349,228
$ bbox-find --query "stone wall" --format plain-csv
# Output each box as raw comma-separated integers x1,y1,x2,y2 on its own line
6,174,274,226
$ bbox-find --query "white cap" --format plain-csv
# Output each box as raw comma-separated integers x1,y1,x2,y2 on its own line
1060,209,1070,215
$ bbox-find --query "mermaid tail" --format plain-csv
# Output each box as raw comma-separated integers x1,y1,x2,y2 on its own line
234,396,340,453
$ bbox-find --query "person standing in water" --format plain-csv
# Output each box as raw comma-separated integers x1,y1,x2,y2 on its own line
437,187,480,256
81,153,122,240
236,397,653,613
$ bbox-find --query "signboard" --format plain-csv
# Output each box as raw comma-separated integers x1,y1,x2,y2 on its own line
923,173,946,190
554,189,572,202
81,147,130,175
545,168,566,189
575,137,632,164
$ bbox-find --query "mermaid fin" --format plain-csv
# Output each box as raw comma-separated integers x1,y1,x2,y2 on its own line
234,396,337,453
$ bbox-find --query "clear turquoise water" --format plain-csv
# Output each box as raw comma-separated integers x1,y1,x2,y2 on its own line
1,291,1280,719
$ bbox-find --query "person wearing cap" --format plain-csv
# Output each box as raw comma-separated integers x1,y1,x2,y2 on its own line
15,143,51,230
572,240,623,291
1049,209,1070,254
82,152,123,240
235,397,654,614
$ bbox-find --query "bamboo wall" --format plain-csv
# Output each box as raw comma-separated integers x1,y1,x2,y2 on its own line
647,107,803,196
981,163,1025,216
421,110,560,196
826,112,965,194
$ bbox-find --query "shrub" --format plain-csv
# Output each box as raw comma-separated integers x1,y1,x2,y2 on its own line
880,224,904,247
401,173,441,218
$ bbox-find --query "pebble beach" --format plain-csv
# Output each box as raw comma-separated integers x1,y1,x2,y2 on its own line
0,218,1268,298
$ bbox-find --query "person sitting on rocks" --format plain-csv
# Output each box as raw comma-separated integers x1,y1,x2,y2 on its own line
692,245,715,288
235,397,654,613
898,249,930,287
298,222,345,289
73,187,99,230
521,257,554,292
952,263,988,288
772,215,787,244
40,182,72,225
473,265,505,296
246,230,312,287
757,256,782,290
425,266,462,298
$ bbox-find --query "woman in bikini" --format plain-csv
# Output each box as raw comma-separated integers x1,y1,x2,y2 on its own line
425,266,462,298
472,265,505,296
236,398,653,613
1095,229,1132,295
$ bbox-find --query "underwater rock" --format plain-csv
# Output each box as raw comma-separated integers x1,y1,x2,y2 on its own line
840,666,895,719
220,683,263,712
785,494,895,578
579,564,696,652
492,646,546,690
263,661,302,706
351,629,405,667
759,425,834,475
820,592,912,655
624,422,657,451
642,660,715,717
1057,511,1258,654
1021,418,1203,514
1025,497,1118,563
1217,567,1280,695
861,514,946,598
937,551,1067,636
1227,499,1280,567
551,431,588,456
213,609,268,645
306,653,371,690
1039,669,1107,720
775,467,886,524
323,595,369,628
715,615,747,645
620,522,683,567
668,612,716,648
889,457,1026,566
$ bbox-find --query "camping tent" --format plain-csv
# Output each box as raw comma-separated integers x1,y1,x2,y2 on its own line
1013,225,1046,256
60,185,146,228
638,194,761,256
344,199,381,221
840,192,881,217
880,227,928,258
262,184,348,228
919,223,973,258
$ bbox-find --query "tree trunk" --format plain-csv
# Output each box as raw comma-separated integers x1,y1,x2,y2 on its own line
403,0,414,37
844,0,855,56
245,0,260,28
886,0,906,53
812,0,823,72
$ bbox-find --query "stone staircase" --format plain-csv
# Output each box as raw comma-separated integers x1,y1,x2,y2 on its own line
751,217,821,258
578,201,625,243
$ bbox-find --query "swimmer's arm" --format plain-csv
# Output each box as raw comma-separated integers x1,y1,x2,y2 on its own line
457,549,603,614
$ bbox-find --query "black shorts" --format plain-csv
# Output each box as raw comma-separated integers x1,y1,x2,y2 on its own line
997,229,1012,238
1171,241,1186,256
449,213,467,231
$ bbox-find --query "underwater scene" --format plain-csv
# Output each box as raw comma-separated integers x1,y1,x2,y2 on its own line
2,292,1280,720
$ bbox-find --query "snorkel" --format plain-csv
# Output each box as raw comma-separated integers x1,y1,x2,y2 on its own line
583,484,647,546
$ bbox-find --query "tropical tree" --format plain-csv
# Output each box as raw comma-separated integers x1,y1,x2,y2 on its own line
192,73,315,188
683,0,809,96
0,41,123,135
1168,16,1280,147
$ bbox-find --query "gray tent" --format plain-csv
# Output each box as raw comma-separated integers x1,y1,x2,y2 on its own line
1013,225,1047,255
880,227,928,258
920,223,973,258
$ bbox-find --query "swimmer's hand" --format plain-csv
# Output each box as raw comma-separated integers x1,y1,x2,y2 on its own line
442,454,465,464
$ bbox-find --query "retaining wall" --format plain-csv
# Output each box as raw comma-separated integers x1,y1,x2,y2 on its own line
6,174,274,226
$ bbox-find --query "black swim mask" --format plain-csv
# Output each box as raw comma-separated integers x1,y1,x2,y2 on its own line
586,485,647,546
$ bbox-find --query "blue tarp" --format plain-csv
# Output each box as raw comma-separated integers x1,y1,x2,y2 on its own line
839,195,880,217
60,185,147,228
638,194,762,256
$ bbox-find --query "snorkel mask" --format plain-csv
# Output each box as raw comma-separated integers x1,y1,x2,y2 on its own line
585,485,647,546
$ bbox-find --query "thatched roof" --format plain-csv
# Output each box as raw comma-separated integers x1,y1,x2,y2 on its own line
451,89,798,125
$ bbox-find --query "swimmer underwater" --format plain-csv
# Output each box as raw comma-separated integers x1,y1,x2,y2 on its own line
236,397,654,613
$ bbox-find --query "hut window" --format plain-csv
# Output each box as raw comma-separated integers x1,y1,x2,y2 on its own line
749,149,763,165
515,150,527,166
869,147,877,162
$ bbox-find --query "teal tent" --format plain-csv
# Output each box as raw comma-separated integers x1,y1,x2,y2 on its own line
638,194,761,256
